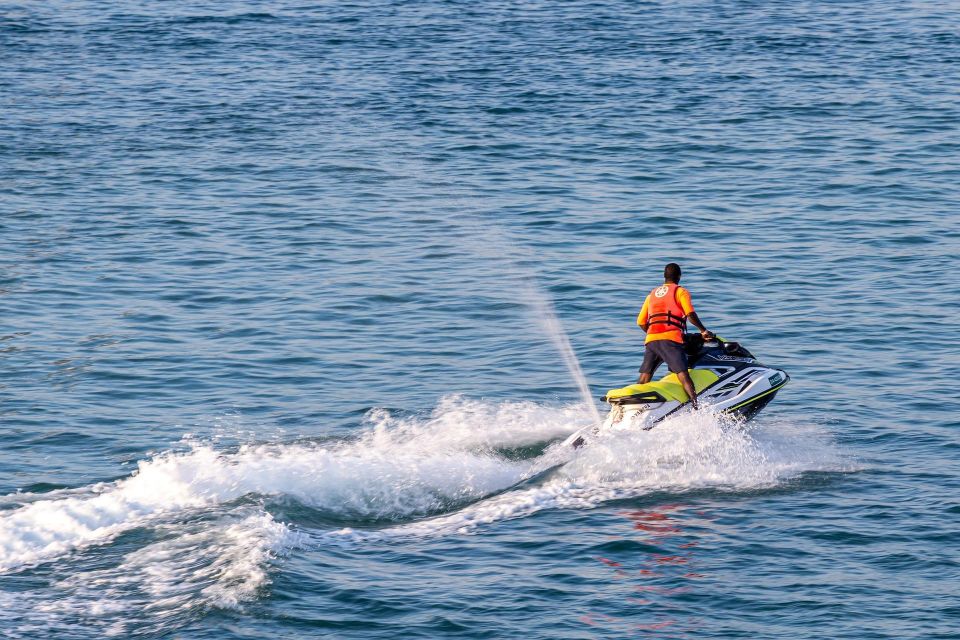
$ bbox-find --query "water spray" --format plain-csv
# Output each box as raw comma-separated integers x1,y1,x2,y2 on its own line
523,282,602,425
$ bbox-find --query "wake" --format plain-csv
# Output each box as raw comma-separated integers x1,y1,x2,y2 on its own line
0,395,844,636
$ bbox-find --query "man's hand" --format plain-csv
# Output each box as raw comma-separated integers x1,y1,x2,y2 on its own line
687,312,712,340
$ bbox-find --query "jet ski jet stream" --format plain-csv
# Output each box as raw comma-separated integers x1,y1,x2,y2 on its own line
565,335,789,448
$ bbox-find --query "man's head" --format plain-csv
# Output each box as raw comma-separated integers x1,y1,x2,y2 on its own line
664,263,681,283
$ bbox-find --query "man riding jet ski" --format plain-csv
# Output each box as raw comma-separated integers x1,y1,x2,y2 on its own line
565,263,788,447
635,263,714,410
564,334,789,447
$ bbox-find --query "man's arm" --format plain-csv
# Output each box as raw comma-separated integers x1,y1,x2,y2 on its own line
686,312,713,338
678,287,714,339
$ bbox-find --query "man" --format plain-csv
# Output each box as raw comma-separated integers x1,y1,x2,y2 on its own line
636,263,714,409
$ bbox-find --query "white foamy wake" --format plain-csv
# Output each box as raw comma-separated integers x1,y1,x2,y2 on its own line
4,510,298,638
362,393,590,452
331,408,846,541
0,395,591,637
0,395,591,574
0,395,845,639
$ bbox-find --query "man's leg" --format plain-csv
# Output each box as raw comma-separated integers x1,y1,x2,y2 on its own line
637,348,662,384
675,370,699,410
657,340,699,410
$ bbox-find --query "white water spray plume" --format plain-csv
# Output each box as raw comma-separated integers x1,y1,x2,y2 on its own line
522,281,602,425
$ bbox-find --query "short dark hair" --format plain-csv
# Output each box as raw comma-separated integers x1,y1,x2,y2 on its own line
664,263,681,282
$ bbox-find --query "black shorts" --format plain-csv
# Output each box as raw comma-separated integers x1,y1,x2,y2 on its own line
639,339,688,375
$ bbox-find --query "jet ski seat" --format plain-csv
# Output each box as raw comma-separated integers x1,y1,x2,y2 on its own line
605,369,719,404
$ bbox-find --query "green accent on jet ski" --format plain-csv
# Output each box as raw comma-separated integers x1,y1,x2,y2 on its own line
605,369,720,403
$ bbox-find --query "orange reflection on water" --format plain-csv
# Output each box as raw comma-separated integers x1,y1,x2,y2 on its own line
632,619,678,632
579,504,709,637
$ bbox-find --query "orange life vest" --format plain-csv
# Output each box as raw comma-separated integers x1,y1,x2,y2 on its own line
645,283,687,335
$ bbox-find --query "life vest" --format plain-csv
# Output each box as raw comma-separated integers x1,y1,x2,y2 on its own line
645,283,687,334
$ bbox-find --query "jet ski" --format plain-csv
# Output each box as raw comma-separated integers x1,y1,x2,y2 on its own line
564,335,789,448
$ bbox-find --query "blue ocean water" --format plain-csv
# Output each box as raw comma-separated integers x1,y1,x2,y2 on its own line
2,0,959,637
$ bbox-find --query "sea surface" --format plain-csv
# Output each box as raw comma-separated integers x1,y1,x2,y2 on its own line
2,1,959,638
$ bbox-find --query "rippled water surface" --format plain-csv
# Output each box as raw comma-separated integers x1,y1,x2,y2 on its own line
2,1,959,638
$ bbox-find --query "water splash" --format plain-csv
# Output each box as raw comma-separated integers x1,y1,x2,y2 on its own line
4,511,298,639
523,282,603,426
0,398,846,574
330,406,847,541
456,218,601,423
0,397,846,639
0,396,590,574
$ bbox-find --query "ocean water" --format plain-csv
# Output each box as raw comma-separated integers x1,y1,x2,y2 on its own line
2,0,959,637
